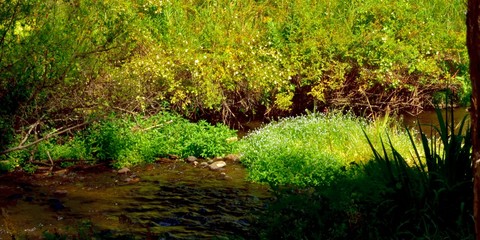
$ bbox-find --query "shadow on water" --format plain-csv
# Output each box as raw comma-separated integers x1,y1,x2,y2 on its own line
0,159,271,239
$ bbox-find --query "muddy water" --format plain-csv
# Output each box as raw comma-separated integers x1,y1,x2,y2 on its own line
400,108,470,137
0,159,270,239
401,108,470,129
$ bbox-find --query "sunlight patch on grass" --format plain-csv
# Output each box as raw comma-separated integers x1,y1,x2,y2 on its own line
238,112,418,186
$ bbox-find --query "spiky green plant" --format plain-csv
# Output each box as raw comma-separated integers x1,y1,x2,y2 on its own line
363,107,473,238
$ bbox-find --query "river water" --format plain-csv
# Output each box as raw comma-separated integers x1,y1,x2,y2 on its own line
0,159,270,239
401,107,470,130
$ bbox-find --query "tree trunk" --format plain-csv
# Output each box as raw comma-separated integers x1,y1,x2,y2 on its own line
467,0,480,238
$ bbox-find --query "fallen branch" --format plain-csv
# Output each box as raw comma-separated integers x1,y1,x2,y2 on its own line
139,120,173,132
0,122,89,155
19,120,41,146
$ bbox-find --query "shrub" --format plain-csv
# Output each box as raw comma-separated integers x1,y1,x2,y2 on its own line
0,0,469,152
80,112,237,168
86,118,135,162
106,0,469,120
1,112,238,169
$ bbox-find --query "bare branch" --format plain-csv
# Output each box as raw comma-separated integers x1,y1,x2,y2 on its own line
139,120,173,132
0,122,89,155
19,120,41,146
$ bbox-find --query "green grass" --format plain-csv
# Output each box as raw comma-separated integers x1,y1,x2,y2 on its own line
86,112,238,168
237,112,417,187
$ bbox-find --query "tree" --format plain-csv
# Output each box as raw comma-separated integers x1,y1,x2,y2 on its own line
0,0,141,152
467,0,480,238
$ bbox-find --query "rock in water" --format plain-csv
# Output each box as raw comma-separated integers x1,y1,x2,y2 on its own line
117,167,130,174
209,161,226,170
124,177,140,183
53,190,68,197
186,156,198,163
225,154,240,162
48,198,65,211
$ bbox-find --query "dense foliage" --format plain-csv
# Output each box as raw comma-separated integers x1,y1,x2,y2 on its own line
0,1,473,238
0,0,469,151
1,112,237,170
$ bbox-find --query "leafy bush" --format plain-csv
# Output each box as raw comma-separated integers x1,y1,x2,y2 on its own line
1,112,237,169
36,138,91,162
86,118,135,162
122,0,467,117
238,112,416,187
82,112,237,167
0,0,469,151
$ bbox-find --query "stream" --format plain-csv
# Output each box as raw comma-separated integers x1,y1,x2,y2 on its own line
0,159,270,239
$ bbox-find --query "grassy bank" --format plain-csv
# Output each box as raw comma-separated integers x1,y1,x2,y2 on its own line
238,112,416,186
0,108,473,238
238,111,473,239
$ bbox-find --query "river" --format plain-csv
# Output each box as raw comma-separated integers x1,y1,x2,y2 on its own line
0,159,270,239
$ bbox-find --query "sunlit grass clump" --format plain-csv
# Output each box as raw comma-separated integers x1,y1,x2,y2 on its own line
238,112,417,186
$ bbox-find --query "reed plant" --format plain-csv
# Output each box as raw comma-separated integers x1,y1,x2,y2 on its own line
362,107,473,238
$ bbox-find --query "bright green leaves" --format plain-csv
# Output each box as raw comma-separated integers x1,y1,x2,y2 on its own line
238,112,417,187
0,0,470,152
84,112,238,168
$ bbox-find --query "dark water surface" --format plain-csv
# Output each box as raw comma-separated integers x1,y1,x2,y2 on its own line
402,107,469,128
401,107,470,136
0,159,270,239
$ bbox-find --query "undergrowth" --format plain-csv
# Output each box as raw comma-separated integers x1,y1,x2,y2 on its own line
1,112,237,169
0,0,469,152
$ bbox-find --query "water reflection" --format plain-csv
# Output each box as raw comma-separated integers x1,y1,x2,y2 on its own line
401,108,470,134
0,160,270,239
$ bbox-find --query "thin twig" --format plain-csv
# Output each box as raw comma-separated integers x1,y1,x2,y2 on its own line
19,121,41,146
0,122,88,155
140,120,173,132
112,106,137,115
46,150,54,172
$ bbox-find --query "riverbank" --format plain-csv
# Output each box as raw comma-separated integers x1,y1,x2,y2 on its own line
0,109,473,239
1,0,469,152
